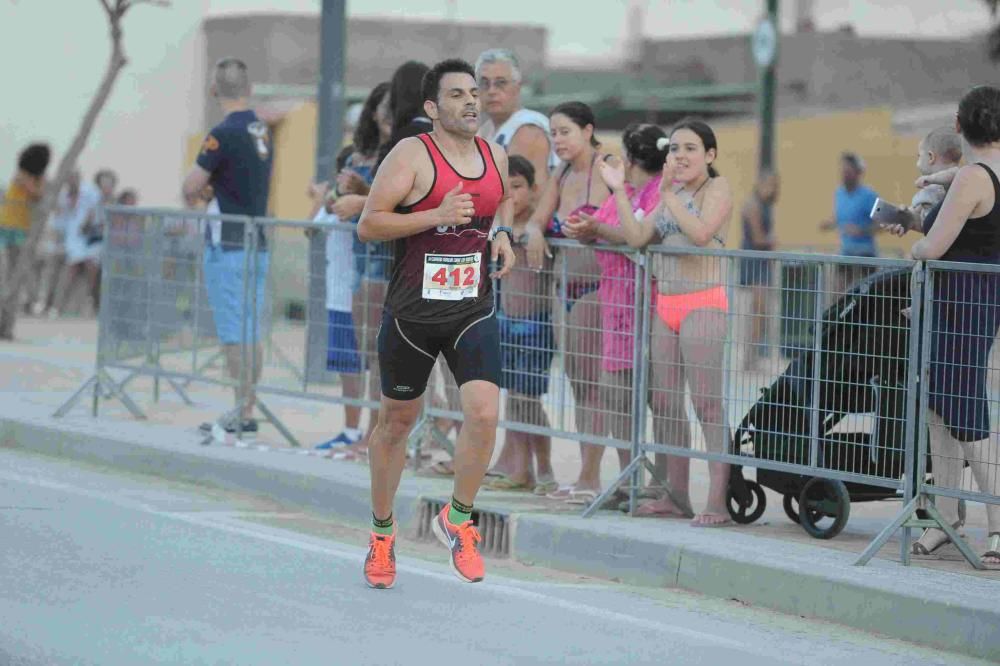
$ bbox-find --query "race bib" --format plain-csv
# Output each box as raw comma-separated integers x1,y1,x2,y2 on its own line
422,253,481,301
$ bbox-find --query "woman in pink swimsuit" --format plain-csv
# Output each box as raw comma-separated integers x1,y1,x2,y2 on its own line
606,119,735,527
563,124,669,502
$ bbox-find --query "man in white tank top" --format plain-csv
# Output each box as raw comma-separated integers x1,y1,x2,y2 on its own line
475,48,558,189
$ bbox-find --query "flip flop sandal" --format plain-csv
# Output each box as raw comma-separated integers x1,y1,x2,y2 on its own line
690,512,735,528
911,522,964,557
545,485,576,500
981,532,1000,570
533,478,560,496
487,475,530,491
565,489,600,506
634,501,694,519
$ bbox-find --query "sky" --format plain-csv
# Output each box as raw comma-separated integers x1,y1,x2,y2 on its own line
0,0,995,205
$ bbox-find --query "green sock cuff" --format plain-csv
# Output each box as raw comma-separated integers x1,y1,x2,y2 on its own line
448,497,473,525
372,513,394,536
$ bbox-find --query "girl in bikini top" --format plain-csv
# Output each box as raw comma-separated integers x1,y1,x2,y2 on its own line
548,152,601,238
654,179,726,247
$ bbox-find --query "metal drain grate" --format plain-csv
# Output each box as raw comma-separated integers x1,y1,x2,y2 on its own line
417,498,510,558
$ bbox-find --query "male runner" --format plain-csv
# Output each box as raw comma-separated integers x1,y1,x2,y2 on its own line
356,59,515,588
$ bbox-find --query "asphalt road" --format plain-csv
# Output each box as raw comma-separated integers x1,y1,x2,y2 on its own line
0,450,988,666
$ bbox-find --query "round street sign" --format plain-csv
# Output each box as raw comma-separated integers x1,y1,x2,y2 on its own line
752,17,778,69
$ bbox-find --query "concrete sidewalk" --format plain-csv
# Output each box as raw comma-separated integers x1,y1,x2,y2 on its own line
3,316,1000,661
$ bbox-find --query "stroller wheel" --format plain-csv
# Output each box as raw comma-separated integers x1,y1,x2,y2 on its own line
727,480,767,524
782,494,822,525
798,478,850,540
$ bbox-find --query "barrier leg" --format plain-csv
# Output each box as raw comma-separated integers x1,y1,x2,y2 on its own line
255,398,301,448
855,493,984,569
54,375,99,418
54,369,148,420
581,454,673,519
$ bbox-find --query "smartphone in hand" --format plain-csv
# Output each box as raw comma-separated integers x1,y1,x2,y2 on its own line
870,198,913,230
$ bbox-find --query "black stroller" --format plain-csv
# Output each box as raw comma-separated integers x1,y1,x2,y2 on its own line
726,268,915,539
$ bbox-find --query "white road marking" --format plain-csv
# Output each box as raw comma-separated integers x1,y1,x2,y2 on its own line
0,469,745,649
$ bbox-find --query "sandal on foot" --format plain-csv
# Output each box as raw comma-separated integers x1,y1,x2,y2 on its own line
981,532,1000,570
691,512,735,528
533,477,559,496
635,499,693,519
565,489,600,506
638,486,666,500
545,485,576,500
911,521,964,557
487,475,531,491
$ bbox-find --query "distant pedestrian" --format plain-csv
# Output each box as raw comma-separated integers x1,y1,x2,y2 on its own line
53,169,116,318
738,171,780,369
0,143,50,318
182,57,273,438
819,152,879,290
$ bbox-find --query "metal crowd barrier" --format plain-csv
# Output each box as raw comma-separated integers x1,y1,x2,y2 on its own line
861,260,1000,569
56,207,1000,568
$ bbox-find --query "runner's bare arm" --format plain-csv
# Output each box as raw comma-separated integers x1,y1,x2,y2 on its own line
486,143,516,279
357,138,473,242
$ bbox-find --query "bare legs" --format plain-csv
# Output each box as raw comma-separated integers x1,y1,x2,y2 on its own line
643,309,730,525
916,410,1000,563
370,381,499,519
353,279,385,448
222,342,263,420
496,391,554,488
563,291,610,493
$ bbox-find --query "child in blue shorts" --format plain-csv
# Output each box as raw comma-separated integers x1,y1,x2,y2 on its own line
488,156,557,494
310,147,366,450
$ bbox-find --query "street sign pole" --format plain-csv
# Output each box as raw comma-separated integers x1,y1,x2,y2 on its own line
754,0,779,173
307,0,347,384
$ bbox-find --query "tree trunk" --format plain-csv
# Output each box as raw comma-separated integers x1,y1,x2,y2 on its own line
0,17,127,339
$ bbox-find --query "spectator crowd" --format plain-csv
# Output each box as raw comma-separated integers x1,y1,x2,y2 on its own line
7,46,999,566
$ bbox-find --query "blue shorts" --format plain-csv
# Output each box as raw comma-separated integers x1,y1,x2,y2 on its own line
352,236,392,291
499,311,555,397
327,309,363,374
203,248,269,345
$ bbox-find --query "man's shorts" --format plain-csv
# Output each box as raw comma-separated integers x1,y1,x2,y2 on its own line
203,247,269,345
499,311,555,397
377,306,500,401
327,309,363,374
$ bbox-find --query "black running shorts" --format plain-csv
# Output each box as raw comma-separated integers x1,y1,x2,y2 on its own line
377,306,501,401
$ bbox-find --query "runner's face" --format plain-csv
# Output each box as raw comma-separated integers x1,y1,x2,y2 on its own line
478,62,520,119
668,128,714,185
550,113,592,163
430,72,480,137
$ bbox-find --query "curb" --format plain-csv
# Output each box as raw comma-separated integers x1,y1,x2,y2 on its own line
3,412,999,661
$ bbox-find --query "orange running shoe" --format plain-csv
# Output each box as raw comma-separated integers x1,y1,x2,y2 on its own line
363,528,396,589
432,505,485,583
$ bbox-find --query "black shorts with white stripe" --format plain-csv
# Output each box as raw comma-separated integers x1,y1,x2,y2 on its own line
376,306,500,401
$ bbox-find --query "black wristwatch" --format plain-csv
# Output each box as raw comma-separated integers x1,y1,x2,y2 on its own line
490,226,513,242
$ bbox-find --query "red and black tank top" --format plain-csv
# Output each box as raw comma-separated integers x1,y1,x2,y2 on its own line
384,133,505,323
